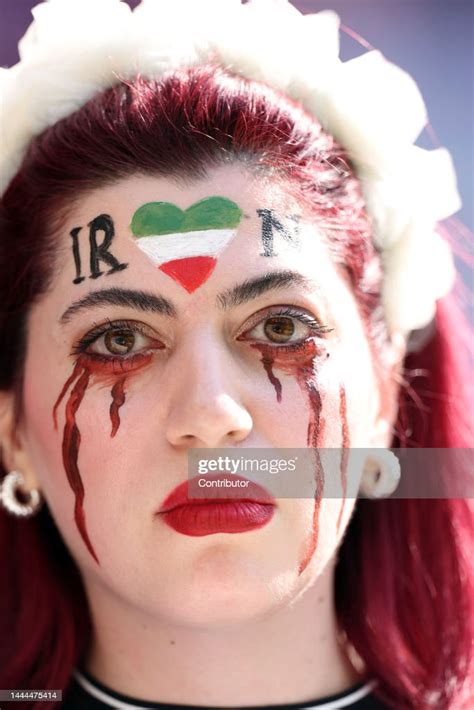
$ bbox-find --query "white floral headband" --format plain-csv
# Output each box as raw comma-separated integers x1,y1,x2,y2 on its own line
0,0,461,335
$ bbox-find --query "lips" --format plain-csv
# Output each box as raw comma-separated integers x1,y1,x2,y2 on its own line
157,474,276,536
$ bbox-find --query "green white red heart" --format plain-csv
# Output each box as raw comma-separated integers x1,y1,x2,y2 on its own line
130,196,242,292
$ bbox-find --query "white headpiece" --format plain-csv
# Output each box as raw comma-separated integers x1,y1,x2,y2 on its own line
0,0,461,334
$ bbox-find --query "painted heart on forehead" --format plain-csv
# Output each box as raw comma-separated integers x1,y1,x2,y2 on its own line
130,196,243,292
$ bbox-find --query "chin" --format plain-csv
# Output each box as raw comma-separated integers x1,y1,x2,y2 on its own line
157,589,291,630
152,547,302,629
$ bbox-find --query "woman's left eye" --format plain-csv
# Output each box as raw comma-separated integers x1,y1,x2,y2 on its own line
240,311,329,345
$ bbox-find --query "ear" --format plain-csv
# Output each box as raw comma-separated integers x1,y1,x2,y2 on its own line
0,391,41,491
369,332,407,448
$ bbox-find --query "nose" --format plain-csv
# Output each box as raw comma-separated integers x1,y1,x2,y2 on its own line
164,339,253,449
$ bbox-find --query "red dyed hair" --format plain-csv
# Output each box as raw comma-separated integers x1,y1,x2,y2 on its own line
0,67,472,709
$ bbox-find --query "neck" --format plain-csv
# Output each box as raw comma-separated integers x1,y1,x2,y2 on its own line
84,562,363,707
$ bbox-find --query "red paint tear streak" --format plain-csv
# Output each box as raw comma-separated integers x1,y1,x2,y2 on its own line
110,377,127,437
261,352,282,403
52,359,83,429
54,353,141,563
62,366,99,564
297,372,325,576
53,354,140,564
249,344,282,403
336,385,349,533
249,340,326,575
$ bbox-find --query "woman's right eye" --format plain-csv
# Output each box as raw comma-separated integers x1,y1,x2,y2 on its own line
72,322,165,360
97,329,142,356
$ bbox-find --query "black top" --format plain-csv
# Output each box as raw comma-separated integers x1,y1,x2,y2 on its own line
62,670,390,710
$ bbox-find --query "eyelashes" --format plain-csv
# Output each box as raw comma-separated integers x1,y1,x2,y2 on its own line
238,307,333,346
70,318,165,359
71,308,333,363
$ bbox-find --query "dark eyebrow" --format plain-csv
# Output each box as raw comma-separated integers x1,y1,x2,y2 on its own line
60,271,314,324
216,270,314,310
60,287,177,323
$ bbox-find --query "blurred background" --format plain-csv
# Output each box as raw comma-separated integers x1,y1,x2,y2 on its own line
1,0,472,288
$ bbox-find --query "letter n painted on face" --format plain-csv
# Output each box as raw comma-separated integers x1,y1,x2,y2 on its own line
257,209,300,256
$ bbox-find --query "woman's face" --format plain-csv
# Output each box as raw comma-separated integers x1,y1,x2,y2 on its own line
18,166,396,626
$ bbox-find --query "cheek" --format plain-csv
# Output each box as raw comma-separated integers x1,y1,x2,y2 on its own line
249,340,328,443
254,335,375,575
306,496,358,575
21,365,86,557
335,338,379,448
251,343,348,448
22,356,164,563
22,361,69,496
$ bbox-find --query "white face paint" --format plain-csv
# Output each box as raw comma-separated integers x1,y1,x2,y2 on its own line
135,227,238,264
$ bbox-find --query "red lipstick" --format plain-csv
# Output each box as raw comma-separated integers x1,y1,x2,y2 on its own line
157,474,276,536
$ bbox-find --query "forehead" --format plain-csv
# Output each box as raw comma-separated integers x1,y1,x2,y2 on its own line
64,165,302,252
47,165,336,317
76,166,297,221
